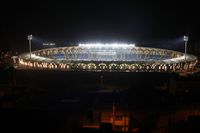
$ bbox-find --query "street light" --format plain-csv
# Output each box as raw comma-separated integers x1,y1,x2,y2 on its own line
184,35,189,60
27,35,32,59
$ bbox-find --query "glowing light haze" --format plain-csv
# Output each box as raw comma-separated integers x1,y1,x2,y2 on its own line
79,43,136,48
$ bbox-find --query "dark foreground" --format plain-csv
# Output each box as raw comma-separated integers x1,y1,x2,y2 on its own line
1,69,200,133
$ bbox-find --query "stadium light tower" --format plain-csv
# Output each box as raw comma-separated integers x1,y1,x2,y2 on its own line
27,35,32,59
184,35,189,60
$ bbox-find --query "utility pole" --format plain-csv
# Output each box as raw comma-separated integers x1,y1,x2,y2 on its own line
184,35,189,61
27,35,32,59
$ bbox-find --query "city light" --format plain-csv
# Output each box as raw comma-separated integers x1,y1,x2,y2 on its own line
43,43,56,46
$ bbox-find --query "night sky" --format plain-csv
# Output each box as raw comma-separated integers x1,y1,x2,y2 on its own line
1,0,199,52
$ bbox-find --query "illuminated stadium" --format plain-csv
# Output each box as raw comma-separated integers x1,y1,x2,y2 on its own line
17,43,197,73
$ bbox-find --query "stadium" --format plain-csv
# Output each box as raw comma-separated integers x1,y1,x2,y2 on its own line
17,43,197,73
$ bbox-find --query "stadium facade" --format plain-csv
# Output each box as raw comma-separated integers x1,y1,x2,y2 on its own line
17,43,197,73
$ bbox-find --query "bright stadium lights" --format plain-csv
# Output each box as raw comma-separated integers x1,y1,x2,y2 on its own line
79,43,135,48
27,35,33,59
184,35,189,60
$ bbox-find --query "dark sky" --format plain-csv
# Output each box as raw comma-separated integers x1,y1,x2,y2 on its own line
1,0,199,52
